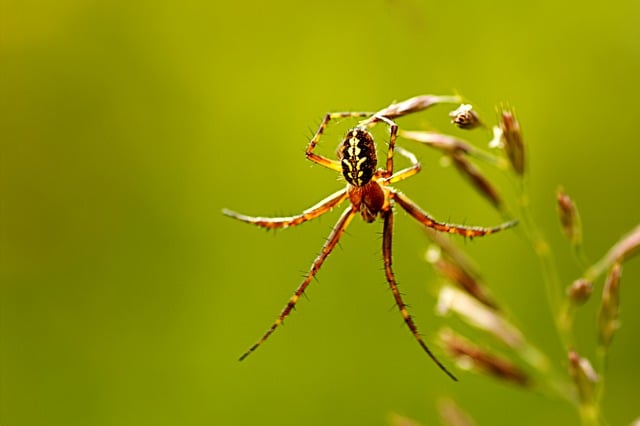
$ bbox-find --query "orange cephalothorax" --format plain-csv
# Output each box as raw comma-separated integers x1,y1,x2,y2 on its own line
339,127,377,187
348,181,385,222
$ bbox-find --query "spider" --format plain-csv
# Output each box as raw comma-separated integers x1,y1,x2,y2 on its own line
223,97,517,380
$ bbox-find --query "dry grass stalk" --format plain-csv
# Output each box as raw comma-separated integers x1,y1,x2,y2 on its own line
399,130,471,155
602,225,640,266
586,224,640,281
370,95,462,122
400,129,509,171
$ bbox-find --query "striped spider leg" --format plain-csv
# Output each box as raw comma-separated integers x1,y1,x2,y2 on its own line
377,147,516,381
223,101,517,380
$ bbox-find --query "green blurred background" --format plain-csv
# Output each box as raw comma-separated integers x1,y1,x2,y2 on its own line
2,0,640,425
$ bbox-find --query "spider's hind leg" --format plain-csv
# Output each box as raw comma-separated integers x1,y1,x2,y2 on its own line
238,206,358,361
391,189,517,238
381,205,458,381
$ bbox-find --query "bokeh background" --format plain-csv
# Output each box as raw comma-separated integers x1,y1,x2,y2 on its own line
2,0,640,425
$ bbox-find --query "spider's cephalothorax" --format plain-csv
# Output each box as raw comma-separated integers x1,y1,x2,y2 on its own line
223,102,518,381
339,126,384,223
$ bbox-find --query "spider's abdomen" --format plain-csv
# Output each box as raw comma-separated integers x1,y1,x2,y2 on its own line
339,127,377,187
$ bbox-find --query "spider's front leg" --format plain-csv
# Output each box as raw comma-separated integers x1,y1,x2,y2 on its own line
306,111,373,172
238,206,358,361
371,114,399,178
385,146,422,184
381,205,457,381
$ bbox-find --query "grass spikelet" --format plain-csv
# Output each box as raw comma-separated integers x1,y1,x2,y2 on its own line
449,104,482,130
498,107,525,175
597,263,622,349
439,329,530,387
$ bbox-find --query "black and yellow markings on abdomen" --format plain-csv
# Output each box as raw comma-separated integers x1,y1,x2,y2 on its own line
340,127,377,187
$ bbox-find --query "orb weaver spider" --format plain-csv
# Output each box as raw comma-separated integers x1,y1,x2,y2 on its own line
223,96,517,381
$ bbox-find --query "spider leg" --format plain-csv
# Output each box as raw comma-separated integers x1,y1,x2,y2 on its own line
381,206,458,381
387,146,421,184
390,189,518,238
306,112,373,172
223,188,348,230
239,206,358,361
368,114,399,178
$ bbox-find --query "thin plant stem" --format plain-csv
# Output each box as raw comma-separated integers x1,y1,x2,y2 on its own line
514,178,573,349
513,178,603,426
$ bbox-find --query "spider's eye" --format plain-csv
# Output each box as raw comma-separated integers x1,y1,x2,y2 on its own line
340,128,377,187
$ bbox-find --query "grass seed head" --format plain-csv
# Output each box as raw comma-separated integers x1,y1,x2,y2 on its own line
433,255,498,309
449,104,482,130
437,286,522,349
556,188,582,246
567,278,593,306
499,107,525,175
598,263,622,348
568,350,599,405
440,329,530,387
